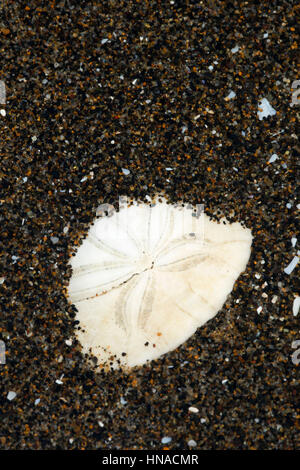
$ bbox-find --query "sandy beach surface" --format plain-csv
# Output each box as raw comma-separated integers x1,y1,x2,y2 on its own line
0,0,298,450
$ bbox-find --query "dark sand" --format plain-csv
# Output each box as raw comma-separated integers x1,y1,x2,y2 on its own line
0,0,299,449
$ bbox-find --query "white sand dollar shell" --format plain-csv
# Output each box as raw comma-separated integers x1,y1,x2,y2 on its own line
67,199,252,370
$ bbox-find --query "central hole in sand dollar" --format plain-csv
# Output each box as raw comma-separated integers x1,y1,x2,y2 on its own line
135,252,154,272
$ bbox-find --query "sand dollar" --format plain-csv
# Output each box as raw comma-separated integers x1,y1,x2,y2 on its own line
67,198,252,370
